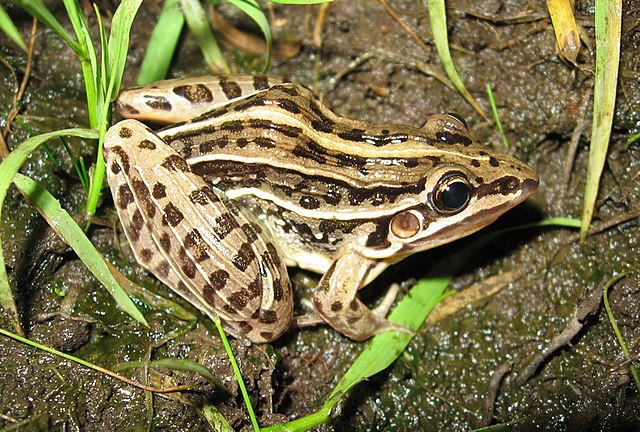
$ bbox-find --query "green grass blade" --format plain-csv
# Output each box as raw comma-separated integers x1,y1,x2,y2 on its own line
12,173,148,326
138,0,184,84
213,318,260,431
7,0,81,53
0,4,27,51
181,0,230,74
580,0,621,241
602,271,640,390
226,0,272,72
106,0,143,101
262,276,450,431
426,0,488,121
0,128,97,334
486,85,510,154
85,0,142,219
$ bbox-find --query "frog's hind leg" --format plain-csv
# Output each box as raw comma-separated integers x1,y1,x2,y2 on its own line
104,119,293,343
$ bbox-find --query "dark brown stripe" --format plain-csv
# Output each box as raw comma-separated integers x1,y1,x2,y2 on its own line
161,154,191,172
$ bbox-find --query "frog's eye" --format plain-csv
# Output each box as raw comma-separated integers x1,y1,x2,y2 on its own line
445,113,468,128
432,172,472,215
390,210,423,239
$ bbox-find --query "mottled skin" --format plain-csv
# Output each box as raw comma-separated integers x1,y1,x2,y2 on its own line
105,76,538,342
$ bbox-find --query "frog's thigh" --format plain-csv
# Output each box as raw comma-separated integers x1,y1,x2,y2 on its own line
104,120,293,343
312,248,409,341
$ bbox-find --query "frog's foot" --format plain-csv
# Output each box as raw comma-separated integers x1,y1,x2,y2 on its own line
372,283,400,318
312,249,414,341
293,313,326,328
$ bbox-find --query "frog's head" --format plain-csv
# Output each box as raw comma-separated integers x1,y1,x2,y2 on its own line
361,114,539,260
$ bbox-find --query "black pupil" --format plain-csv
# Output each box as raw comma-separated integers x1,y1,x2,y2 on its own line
438,180,470,211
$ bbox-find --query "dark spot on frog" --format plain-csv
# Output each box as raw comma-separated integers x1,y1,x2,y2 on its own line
331,301,343,312
119,127,133,138
489,157,500,167
144,95,172,111
139,248,154,263
254,137,276,148
159,233,171,252
117,184,133,208
184,229,209,262
109,146,130,172
300,195,321,210
275,97,302,114
162,154,191,172
173,84,213,103
139,139,156,150
253,75,269,90
219,77,242,99
212,213,238,241
258,309,278,324
163,202,185,227
471,159,480,167
110,162,121,175
152,182,167,199
311,119,334,133
232,242,256,271
156,261,170,277
435,131,472,146
259,331,274,341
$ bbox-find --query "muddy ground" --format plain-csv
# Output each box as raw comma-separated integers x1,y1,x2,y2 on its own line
1,0,639,430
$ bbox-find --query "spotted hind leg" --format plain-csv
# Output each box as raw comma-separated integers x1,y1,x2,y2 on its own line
104,119,293,343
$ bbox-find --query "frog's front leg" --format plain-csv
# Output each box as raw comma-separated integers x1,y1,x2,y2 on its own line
104,119,293,343
312,248,411,341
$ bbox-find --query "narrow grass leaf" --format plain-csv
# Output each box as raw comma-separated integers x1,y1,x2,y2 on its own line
12,173,148,326
426,0,488,121
227,0,272,71
181,0,230,74
486,85,510,154
580,0,621,241
262,276,450,431
201,404,235,432
7,0,80,52
113,358,229,392
0,4,27,51
106,0,143,99
547,0,580,64
212,318,260,431
85,0,142,219
138,0,184,84
603,271,640,390
0,128,97,334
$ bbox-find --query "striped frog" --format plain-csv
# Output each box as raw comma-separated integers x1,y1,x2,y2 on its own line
104,76,538,343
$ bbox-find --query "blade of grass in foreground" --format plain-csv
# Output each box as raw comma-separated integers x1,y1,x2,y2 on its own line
181,0,230,74
0,128,97,334
580,0,621,241
262,276,450,431
426,0,488,121
227,0,272,72
0,4,27,51
12,173,148,326
138,0,185,84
